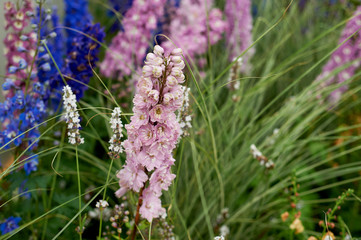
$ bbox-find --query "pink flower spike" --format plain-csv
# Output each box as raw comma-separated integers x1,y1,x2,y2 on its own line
115,45,184,222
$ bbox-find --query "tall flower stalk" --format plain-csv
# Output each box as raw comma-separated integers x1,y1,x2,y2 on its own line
62,85,84,238
101,0,167,80
225,0,254,74
315,6,361,104
115,45,185,238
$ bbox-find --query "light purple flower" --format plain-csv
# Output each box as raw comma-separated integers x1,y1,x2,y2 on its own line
116,45,184,221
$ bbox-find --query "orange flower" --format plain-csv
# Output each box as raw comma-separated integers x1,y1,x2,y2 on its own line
290,218,304,234
281,211,289,222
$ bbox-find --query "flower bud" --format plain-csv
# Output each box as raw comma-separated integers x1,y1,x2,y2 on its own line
154,45,164,56
171,48,182,56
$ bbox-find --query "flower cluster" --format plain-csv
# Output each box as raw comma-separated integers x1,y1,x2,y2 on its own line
30,6,65,114
101,0,167,80
250,144,274,169
213,208,230,239
62,85,84,145
214,236,225,240
115,45,184,222
177,86,192,137
162,0,226,65
57,23,105,100
0,216,21,235
315,6,361,104
281,173,304,235
108,107,124,158
227,57,243,102
4,0,37,97
96,200,109,209
225,0,254,74
64,0,92,50
157,217,175,240
109,200,131,236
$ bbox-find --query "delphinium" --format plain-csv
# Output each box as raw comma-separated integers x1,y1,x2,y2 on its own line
58,23,105,99
0,0,46,234
161,0,226,67
315,6,361,105
115,45,185,239
64,0,92,50
32,6,64,111
3,0,37,97
100,0,167,80
225,0,254,74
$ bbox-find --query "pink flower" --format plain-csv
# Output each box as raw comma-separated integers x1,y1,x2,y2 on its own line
161,0,226,66
149,105,168,123
100,0,167,80
139,188,166,222
225,0,254,74
115,45,184,221
116,163,148,194
315,6,361,104
149,166,176,197
138,125,155,145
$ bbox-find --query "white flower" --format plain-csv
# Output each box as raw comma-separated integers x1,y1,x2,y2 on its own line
214,236,224,240
220,225,230,237
250,144,262,158
62,86,84,145
108,107,124,157
96,200,109,208
177,86,192,137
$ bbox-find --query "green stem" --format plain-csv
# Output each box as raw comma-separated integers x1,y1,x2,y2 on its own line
41,127,66,240
76,145,82,240
98,157,115,239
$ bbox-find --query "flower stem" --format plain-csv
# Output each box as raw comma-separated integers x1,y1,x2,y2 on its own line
130,186,145,240
76,145,82,240
98,157,115,239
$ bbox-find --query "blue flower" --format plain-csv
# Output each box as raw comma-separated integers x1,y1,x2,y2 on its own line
2,78,14,91
107,0,133,32
24,155,39,175
57,23,105,99
64,0,92,50
0,217,21,235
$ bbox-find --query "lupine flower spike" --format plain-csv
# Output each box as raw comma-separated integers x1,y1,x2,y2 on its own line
62,85,84,145
116,45,185,222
